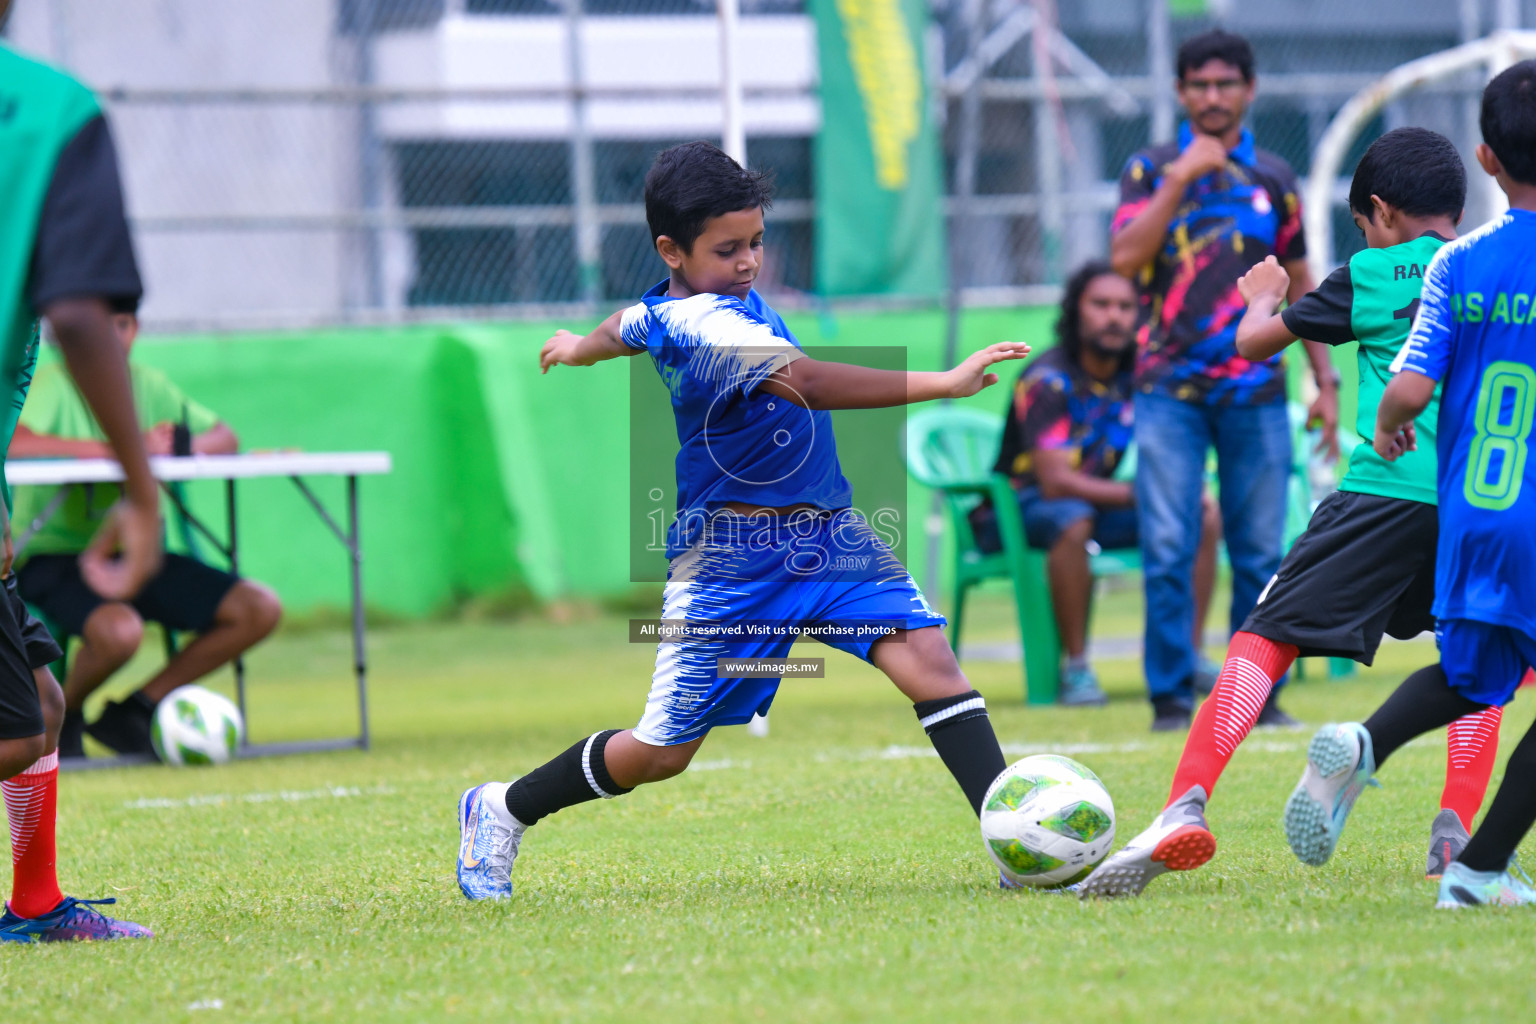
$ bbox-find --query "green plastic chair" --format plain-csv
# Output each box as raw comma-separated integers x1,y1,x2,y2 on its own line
904,406,1138,704
902,405,1010,658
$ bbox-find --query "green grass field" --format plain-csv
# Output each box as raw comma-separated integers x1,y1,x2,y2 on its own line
4,588,1535,1022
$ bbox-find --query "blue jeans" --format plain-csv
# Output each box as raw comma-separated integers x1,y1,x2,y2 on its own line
1017,488,1139,551
1134,392,1291,705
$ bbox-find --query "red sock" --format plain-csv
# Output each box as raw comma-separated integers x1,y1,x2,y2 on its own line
4,752,62,919
1440,705,1503,830
1167,632,1298,807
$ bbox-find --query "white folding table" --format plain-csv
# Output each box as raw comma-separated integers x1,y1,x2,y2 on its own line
8,452,392,768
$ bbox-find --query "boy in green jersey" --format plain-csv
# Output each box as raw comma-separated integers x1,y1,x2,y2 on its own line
0,27,163,941
1081,127,1492,897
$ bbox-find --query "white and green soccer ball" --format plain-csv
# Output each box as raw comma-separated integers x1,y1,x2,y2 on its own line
979,754,1116,889
151,685,244,766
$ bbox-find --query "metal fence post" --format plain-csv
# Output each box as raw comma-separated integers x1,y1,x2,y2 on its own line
718,0,746,164
1031,1,1064,285
1461,0,1490,230
355,0,387,314
566,0,602,305
932,0,988,605
1147,0,1175,144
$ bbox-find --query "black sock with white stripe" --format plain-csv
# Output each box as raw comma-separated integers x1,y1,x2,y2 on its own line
504,729,633,826
914,690,1007,816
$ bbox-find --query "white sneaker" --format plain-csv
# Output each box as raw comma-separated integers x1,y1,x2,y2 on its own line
1078,786,1216,899
1283,722,1377,867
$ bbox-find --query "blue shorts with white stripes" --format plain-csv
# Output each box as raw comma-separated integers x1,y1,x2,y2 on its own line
634,510,946,746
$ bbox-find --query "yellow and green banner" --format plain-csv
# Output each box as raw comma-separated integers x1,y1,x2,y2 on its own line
811,0,947,297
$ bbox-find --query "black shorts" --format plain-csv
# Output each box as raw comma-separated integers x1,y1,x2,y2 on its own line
1241,490,1437,664
0,576,63,740
17,552,240,639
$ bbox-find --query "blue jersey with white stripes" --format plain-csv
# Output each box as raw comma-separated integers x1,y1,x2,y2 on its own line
621,281,853,557
1392,209,1536,633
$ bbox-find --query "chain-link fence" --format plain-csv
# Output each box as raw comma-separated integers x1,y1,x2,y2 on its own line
72,0,1529,330
103,86,818,329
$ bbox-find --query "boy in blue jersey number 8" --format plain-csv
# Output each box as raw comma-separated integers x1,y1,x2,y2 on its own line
1278,61,1536,909
455,142,1033,900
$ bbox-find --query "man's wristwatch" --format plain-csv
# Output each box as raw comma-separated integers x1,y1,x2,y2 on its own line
1315,368,1342,390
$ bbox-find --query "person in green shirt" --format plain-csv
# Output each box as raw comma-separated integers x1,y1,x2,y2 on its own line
12,311,281,761
1080,127,1499,898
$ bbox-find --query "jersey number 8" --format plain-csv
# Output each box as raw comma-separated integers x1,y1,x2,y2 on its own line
1465,361,1536,511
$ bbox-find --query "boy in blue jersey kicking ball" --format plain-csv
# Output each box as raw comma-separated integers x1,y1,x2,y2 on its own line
456,142,1032,900
1280,61,1536,909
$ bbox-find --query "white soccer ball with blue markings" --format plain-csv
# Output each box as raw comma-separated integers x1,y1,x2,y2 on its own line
151,685,244,766
979,754,1116,888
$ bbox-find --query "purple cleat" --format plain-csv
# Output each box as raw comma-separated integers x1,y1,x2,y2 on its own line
0,897,153,942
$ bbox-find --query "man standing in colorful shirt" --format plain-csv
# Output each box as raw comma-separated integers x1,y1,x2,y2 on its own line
1110,29,1340,731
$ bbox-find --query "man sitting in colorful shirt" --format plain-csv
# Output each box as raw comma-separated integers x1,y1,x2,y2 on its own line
973,263,1220,706
12,311,281,759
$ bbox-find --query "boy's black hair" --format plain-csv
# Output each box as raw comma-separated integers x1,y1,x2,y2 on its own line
1176,30,1254,83
1348,127,1466,223
644,141,774,254
1056,260,1137,376
1481,60,1536,187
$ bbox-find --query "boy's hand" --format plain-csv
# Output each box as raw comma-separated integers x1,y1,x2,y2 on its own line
1238,256,1291,308
1309,390,1341,461
79,498,163,600
144,422,176,456
943,342,1032,398
1373,422,1417,462
540,329,583,373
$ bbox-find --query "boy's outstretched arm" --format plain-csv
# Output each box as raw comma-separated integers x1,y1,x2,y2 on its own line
759,342,1031,410
1374,371,1435,462
540,310,640,373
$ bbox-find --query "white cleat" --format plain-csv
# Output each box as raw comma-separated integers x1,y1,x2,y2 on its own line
1078,786,1216,899
1283,723,1377,867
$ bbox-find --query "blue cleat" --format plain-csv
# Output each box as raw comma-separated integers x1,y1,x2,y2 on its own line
1284,722,1378,866
457,783,524,901
1436,859,1536,909
0,897,153,942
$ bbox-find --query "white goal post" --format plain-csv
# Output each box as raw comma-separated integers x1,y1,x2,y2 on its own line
1305,30,1536,286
